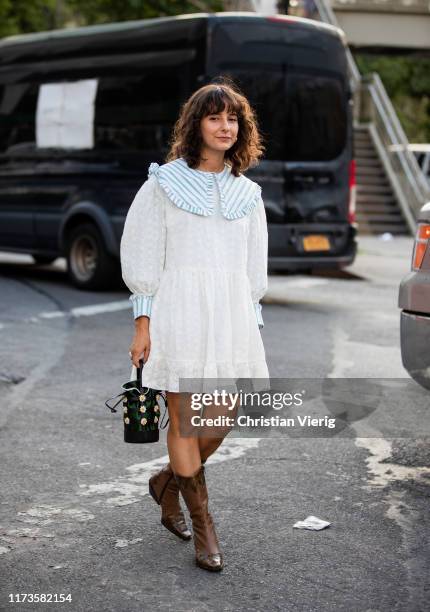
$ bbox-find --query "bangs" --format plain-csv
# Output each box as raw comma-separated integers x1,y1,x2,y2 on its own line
202,88,242,117
166,79,265,175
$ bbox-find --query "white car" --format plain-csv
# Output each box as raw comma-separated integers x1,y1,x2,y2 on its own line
409,144,430,187
399,201,430,389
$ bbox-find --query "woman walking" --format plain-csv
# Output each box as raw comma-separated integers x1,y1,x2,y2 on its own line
120,81,269,572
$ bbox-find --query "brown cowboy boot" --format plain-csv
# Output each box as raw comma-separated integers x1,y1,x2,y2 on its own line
148,464,192,541
174,465,223,572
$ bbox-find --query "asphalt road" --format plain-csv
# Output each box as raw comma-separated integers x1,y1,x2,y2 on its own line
0,236,429,612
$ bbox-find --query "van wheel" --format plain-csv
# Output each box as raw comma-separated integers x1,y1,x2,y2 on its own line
32,255,57,265
66,223,119,290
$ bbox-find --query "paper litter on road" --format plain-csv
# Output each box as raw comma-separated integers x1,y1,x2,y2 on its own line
293,515,331,530
378,232,394,241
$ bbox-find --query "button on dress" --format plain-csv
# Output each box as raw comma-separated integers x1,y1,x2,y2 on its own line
120,158,270,393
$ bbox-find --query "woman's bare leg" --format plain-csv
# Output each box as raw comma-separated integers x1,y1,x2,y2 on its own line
198,393,239,462
166,392,201,476
165,391,239,470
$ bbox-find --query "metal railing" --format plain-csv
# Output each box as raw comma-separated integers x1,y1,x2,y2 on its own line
314,0,430,227
361,72,430,230
331,0,430,14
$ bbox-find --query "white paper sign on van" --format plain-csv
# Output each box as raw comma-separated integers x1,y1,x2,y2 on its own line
36,78,98,149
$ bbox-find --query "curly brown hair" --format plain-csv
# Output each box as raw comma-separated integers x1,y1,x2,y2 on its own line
166,78,265,177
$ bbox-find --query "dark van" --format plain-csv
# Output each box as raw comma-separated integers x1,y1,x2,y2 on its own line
0,12,356,289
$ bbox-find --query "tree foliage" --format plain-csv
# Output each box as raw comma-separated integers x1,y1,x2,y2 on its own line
354,53,430,143
0,0,57,37
66,0,224,25
0,0,224,35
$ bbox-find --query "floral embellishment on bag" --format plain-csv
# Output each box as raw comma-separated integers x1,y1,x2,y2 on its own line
104,369,169,443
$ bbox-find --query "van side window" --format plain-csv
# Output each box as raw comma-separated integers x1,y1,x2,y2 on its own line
0,83,38,152
95,70,184,151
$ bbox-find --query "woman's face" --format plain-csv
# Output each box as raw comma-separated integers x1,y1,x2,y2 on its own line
199,106,239,153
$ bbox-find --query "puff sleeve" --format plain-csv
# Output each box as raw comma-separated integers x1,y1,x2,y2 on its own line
247,194,269,329
120,169,167,320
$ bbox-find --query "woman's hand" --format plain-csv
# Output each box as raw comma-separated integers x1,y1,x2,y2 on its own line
129,317,151,367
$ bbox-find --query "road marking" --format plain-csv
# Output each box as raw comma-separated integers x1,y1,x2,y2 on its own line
328,316,430,606
0,274,325,329
330,329,409,490
0,437,261,552
272,277,328,289
329,325,430,486
354,435,430,487
0,300,131,329
38,311,66,319
114,537,144,548
16,506,95,524
79,437,261,507
70,301,131,317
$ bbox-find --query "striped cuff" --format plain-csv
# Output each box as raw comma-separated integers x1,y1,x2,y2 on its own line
254,302,264,329
129,294,153,319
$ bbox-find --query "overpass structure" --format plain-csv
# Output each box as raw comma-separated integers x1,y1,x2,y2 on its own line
330,0,430,51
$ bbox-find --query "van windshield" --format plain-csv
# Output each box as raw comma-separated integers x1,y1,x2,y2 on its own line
209,21,348,162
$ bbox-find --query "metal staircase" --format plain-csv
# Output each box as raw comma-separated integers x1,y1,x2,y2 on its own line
314,0,430,236
354,125,409,234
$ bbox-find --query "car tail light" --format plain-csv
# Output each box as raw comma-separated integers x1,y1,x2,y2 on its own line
348,159,356,224
412,223,430,270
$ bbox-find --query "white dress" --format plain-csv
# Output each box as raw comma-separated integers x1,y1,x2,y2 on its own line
120,160,270,393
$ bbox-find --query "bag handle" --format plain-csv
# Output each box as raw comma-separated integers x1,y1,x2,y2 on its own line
105,393,124,413
137,357,144,391
137,357,169,429
105,357,144,412
105,358,169,428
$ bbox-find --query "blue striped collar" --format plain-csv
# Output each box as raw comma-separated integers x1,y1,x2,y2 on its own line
147,157,261,220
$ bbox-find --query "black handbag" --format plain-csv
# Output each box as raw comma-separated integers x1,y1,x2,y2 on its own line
105,358,168,443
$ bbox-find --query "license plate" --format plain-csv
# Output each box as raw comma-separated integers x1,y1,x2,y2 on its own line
303,235,330,252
